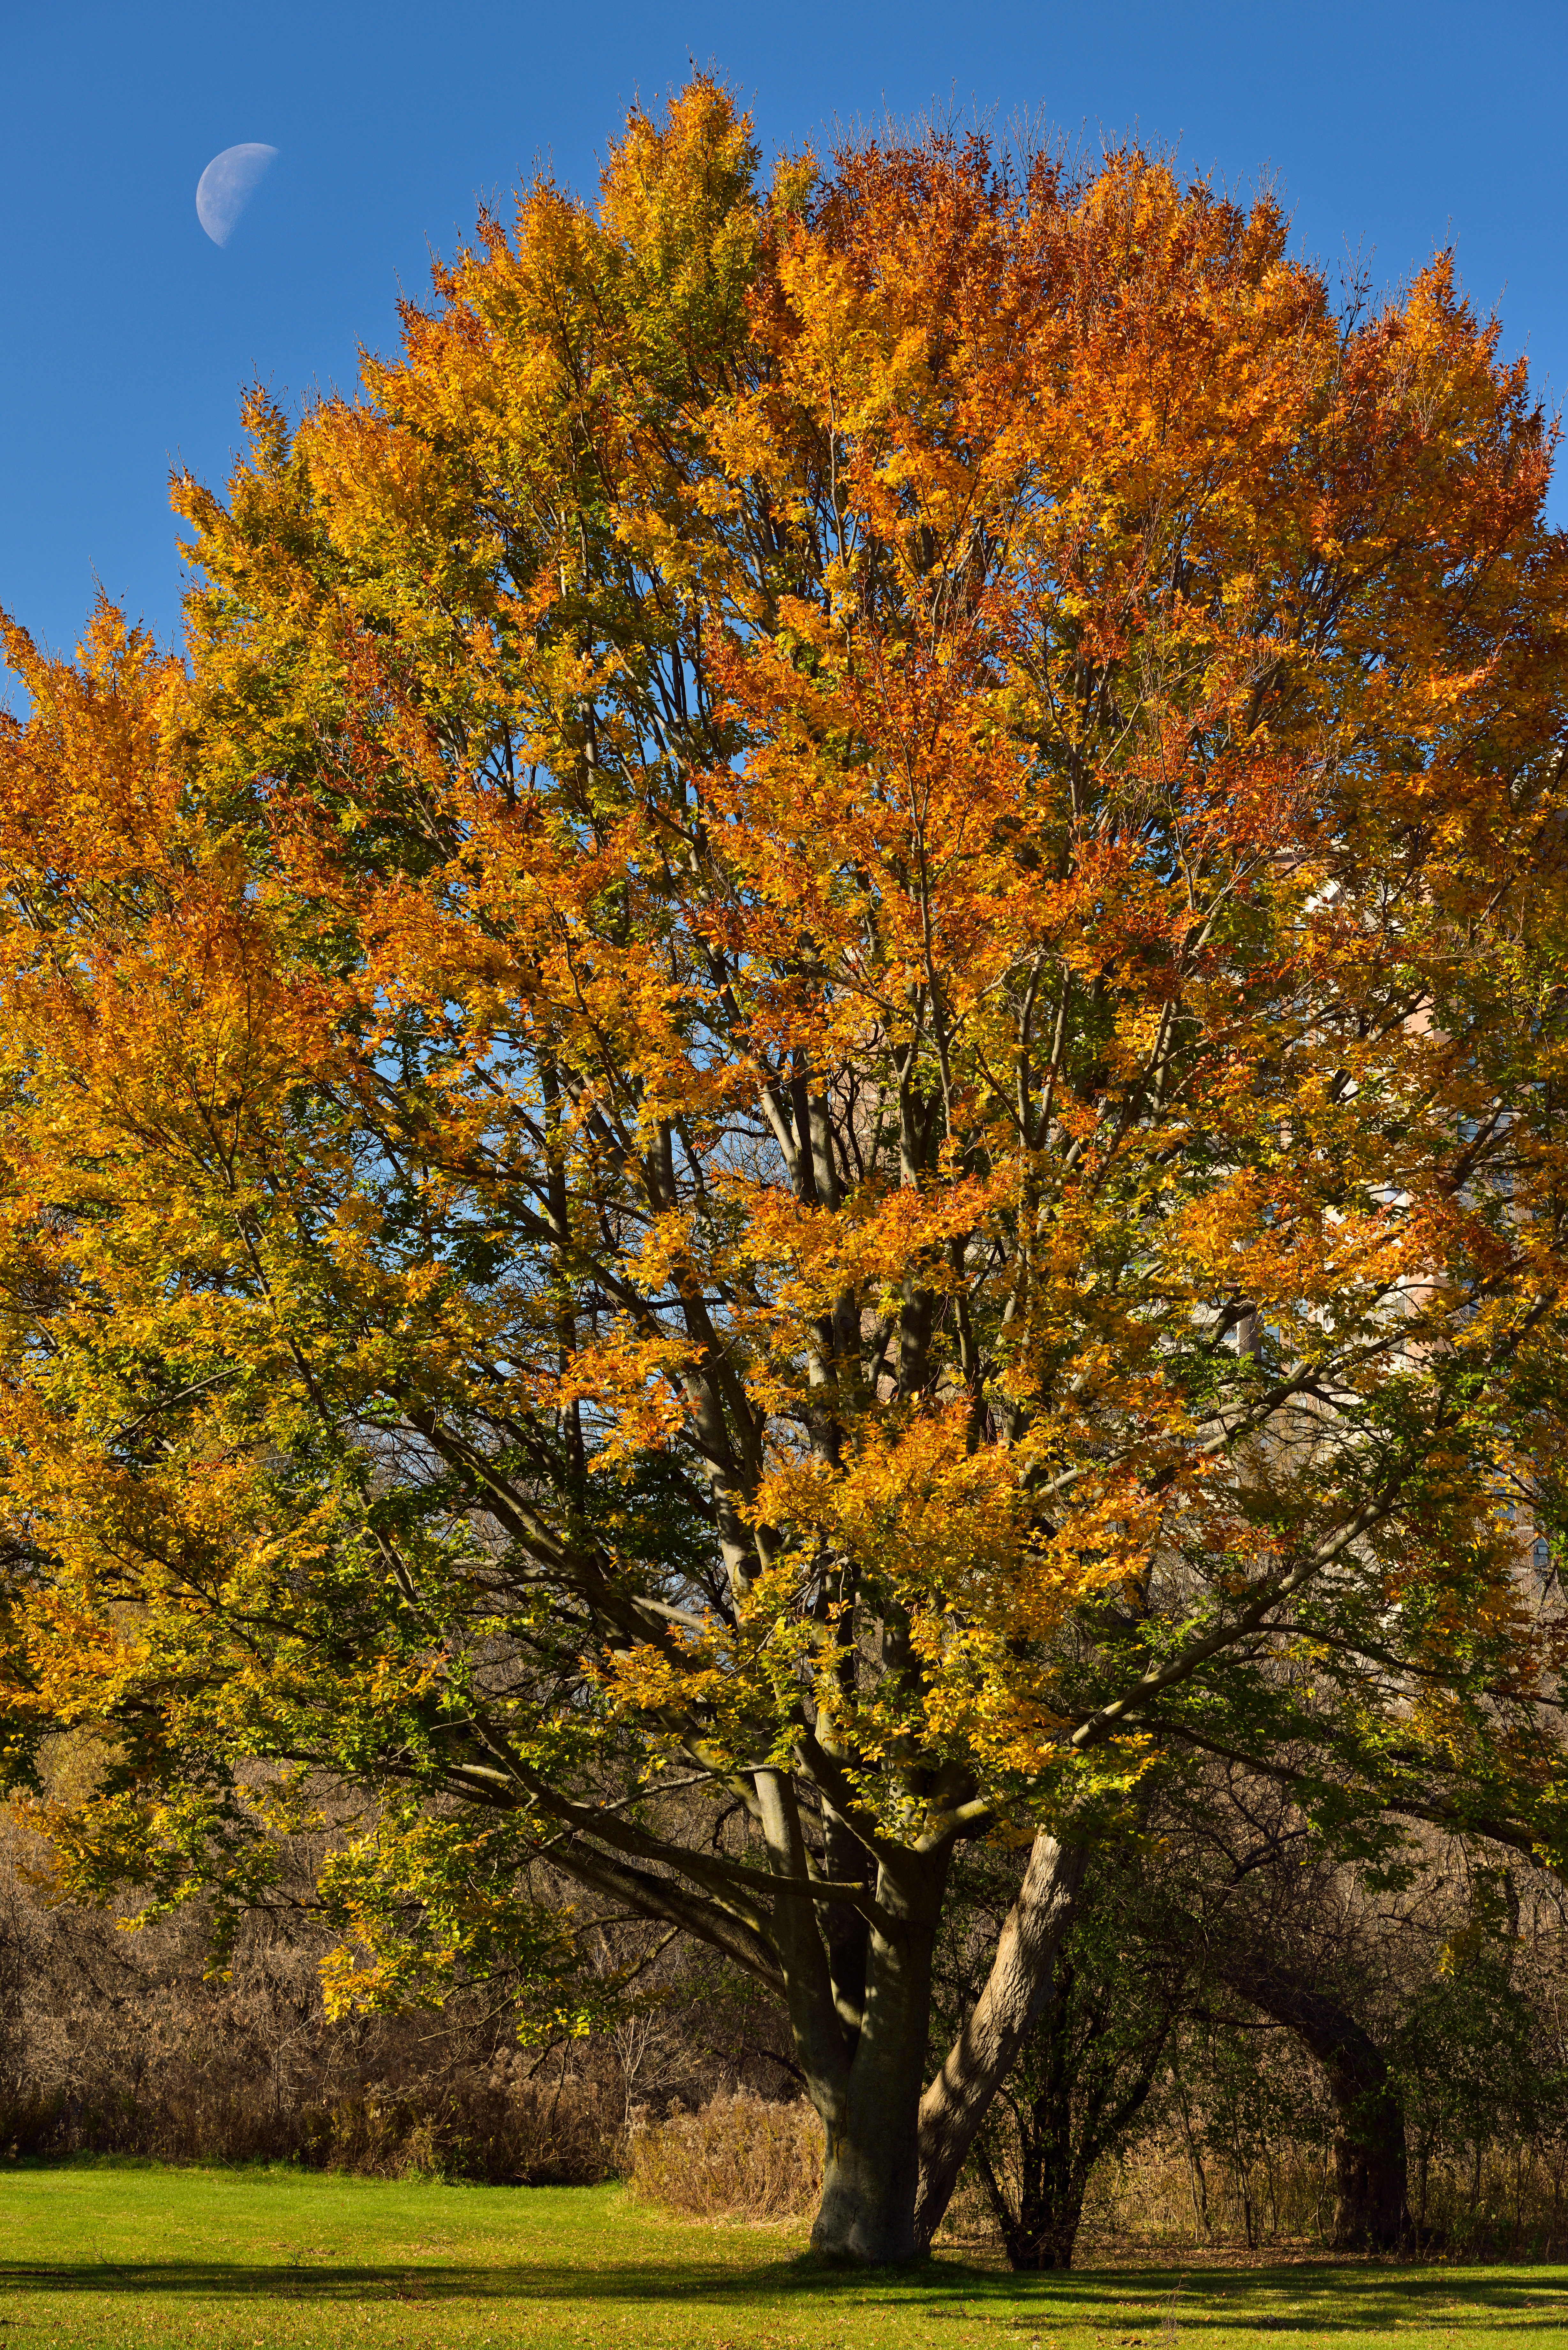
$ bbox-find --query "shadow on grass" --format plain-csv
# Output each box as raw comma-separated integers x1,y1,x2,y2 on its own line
3,2237,1568,2331
2,2253,1568,2329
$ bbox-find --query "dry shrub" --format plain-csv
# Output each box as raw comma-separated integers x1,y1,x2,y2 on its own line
0,2035,620,2183
935,2159,1007,2246
628,2090,823,2219
0,1820,659,2183
1076,2139,1568,2257
1078,2142,1336,2251
291,2076,619,2183
1408,2147,1568,2257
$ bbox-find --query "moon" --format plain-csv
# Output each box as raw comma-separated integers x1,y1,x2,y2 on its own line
196,143,278,246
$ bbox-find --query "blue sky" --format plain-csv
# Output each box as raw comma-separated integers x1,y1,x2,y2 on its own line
4,0,1565,695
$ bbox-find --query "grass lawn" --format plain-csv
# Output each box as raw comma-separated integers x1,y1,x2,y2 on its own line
0,2165,1565,2349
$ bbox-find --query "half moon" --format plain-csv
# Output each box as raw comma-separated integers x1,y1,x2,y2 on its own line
196,143,279,246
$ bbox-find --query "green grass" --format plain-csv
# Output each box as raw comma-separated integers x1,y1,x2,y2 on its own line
0,2165,1564,2348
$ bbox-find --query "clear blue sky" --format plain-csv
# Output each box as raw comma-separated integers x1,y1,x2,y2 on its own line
4,0,1564,697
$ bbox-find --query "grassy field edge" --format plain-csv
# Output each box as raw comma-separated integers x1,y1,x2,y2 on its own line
3,2164,1567,2346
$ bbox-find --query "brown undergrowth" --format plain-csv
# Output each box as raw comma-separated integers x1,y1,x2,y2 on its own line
626,2100,1568,2263
0,1816,793,2184
626,2091,825,2220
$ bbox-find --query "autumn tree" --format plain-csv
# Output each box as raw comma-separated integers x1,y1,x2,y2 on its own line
2,81,1567,2263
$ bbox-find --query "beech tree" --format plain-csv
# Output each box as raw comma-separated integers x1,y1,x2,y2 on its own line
3,82,1567,2263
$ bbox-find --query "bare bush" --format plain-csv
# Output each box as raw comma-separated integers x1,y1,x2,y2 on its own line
0,1816,792,2180
627,2092,824,2219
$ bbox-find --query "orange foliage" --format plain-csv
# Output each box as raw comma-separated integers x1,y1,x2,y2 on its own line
1,79,1566,2063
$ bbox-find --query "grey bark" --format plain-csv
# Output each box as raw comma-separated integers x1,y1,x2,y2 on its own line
912,1832,1086,2249
808,1847,951,2263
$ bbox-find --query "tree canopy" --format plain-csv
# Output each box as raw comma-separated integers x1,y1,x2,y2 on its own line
2,80,1566,2261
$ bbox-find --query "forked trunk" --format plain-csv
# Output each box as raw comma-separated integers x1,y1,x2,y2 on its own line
995,2192,1085,2271
776,1821,1083,2264
975,2107,1087,2270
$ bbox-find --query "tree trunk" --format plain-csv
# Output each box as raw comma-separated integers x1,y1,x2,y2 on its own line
769,1809,1082,2263
1176,2079,1212,2238
1326,2076,1408,2250
913,1833,1084,2248
977,2125,1086,2270
1214,1945,1408,2251
808,1851,949,2263
1006,2197,1086,2270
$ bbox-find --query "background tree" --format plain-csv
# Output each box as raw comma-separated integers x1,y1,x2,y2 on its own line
1160,1765,1414,2249
934,1841,1188,2269
2,80,1567,2264
1393,1863,1568,2245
